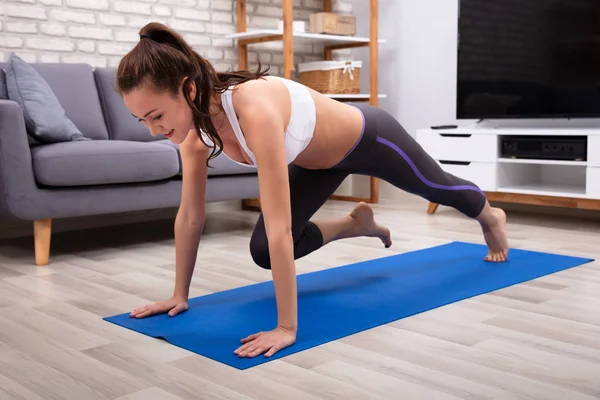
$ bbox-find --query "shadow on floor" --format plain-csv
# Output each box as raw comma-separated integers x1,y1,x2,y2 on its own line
0,211,258,262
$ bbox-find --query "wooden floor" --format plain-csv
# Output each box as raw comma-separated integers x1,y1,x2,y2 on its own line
0,193,599,400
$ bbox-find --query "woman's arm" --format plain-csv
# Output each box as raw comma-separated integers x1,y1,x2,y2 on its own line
130,133,209,319
173,133,210,300
236,81,298,334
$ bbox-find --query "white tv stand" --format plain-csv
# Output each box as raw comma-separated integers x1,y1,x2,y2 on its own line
415,127,600,214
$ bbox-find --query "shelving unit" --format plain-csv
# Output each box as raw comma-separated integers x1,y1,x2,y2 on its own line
498,158,587,166
229,0,383,211
416,128,600,213
496,161,588,198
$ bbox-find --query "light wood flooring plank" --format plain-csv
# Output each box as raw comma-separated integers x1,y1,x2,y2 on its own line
284,340,531,400
341,325,599,400
116,387,186,400
0,193,598,399
83,342,253,400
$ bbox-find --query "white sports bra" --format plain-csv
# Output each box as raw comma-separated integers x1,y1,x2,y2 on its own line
201,76,316,167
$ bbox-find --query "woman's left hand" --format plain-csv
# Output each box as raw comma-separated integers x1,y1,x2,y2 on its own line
234,326,296,358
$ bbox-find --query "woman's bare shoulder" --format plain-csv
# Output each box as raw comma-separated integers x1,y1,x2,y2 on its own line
233,78,287,106
231,78,289,124
180,129,210,158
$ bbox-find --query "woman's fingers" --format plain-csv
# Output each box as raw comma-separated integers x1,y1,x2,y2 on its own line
130,304,150,317
168,303,188,317
131,303,162,318
234,342,253,355
236,343,260,357
248,345,268,358
264,343,282,357
133,309,154,319
240,332,261,343
130,298,188,319
235,336,261,355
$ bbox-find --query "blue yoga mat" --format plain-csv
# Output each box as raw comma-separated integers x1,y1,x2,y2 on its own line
103,241,593,369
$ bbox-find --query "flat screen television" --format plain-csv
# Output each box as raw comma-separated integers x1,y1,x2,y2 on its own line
456,0,600,119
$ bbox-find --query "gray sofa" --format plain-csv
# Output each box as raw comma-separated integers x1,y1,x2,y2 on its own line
0,61,259,266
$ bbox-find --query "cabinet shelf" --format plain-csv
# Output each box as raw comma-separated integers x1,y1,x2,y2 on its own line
498,158,587,166
226,29,386,47
496,183,587,198
325,93,387,101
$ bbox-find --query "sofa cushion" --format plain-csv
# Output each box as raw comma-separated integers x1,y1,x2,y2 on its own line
5,54,89,144
94,67,161,142
31,140,180,187
157,139,257,176
0,60,109,140
0,69,7,100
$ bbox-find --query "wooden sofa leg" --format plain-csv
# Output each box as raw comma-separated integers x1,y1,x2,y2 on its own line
33,219,52,266
427,202,440,214
242,198,261,212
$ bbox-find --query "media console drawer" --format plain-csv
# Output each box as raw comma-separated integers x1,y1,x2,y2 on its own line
435,161,497,192
417,132,497,163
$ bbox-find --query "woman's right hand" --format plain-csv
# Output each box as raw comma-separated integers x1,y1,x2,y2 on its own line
130,295,189,319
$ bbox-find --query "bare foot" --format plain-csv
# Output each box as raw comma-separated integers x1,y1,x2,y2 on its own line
480,207,509,262
349,202,392,248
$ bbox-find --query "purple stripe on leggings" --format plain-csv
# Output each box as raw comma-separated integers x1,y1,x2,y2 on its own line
375,136,486,196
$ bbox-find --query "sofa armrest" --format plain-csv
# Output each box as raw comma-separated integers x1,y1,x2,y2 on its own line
0,99,43,220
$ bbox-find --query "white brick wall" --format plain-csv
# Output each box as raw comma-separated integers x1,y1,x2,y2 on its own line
0,0,355,76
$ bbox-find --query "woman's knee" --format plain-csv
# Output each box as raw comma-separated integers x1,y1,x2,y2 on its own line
249,229,271,269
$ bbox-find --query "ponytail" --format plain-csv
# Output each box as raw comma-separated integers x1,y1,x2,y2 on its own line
116,22,270,164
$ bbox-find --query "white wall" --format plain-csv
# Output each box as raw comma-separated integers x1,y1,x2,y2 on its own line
353,0,465,138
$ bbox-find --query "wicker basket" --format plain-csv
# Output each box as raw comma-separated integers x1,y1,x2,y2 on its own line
298,60,361,94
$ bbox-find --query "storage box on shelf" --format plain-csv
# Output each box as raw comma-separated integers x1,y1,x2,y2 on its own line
309,12,356,35
228,0,384,210
416,127,600,213
298,60,361,94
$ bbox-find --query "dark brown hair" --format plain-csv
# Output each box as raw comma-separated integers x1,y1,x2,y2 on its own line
116,22,270,163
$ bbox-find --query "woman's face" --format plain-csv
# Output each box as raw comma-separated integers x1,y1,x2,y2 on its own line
123,80,196,145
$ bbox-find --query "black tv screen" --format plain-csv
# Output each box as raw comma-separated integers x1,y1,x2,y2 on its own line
457,0,600,119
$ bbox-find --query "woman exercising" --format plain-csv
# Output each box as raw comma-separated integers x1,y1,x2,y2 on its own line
120,22,509,359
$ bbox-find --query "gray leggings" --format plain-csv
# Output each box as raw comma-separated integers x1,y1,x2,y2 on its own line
250,103,487,269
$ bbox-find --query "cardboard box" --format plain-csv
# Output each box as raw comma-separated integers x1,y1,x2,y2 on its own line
309,12,356,36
